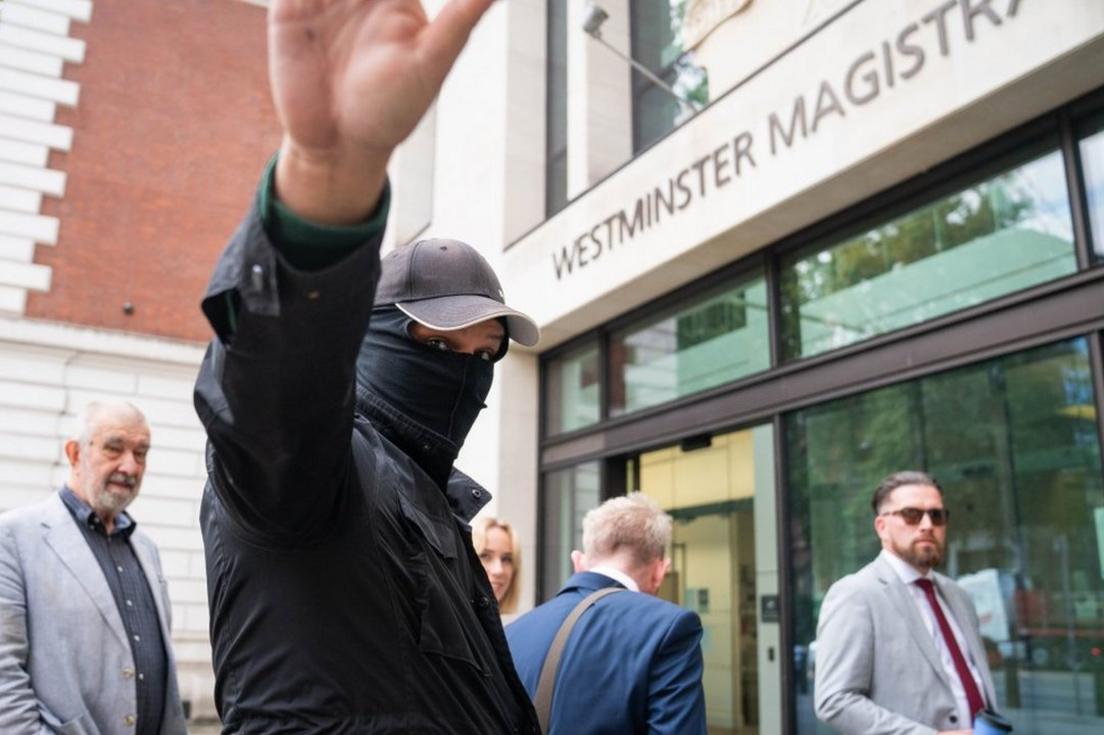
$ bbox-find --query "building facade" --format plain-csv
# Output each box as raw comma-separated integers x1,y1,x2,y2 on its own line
399,1,1104,733
0,0,278,719
2,0,1103,732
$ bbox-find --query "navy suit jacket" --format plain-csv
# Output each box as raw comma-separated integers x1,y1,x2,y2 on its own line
506,571,707,734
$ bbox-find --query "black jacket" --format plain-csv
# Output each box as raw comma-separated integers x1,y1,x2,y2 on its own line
194,206,539,734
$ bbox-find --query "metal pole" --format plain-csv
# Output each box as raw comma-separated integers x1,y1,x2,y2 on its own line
587,33,701,112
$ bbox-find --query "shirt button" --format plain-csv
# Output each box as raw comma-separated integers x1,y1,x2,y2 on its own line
478,595,490,609
124,714,135,727
125,599,133,607
122,667,134,679
133,635,140,643
138,673,145,681
251,263,264,290
116,566,123,572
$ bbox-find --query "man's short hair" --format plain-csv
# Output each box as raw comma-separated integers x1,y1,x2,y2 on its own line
871,470,943,514
75,400,146,444
582,493,672,567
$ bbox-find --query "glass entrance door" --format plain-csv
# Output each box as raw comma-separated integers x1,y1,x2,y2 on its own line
634,424,780,734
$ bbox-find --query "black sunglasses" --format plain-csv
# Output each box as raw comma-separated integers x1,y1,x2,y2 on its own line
880,507,949,526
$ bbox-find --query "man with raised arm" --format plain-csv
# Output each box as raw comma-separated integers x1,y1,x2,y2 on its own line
194,1,542,731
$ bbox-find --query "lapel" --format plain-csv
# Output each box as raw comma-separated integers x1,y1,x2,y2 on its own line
935,573,996,705
131,532,174,654
40,494,130,650
873,556,953,692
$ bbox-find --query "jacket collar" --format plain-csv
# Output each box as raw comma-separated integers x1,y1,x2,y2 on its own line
41,493,131,650
356,383,491,523
558,571,629,596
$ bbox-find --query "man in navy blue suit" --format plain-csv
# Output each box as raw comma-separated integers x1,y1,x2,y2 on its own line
506,493,707,734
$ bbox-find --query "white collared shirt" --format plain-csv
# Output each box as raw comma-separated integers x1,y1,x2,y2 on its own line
587,565,639,592
880,550,986,726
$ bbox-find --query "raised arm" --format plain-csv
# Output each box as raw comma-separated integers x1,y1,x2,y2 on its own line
194,0,496,541
270,0,495,224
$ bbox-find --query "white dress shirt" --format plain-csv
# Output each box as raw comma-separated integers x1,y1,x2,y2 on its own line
588,565,639,592
880,550,986,726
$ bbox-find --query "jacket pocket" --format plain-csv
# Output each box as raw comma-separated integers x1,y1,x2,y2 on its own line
41,708,95,735
398,495,486,674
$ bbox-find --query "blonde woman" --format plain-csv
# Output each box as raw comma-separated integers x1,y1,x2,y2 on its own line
472,517,521,619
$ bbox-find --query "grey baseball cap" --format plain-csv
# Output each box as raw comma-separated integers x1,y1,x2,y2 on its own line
374,238,540,347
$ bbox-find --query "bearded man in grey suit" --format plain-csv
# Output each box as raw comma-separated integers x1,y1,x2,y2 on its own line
0,401,186,735
814,470,998,735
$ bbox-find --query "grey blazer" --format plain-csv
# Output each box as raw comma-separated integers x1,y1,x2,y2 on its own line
0,493,187,735
814,555,996,735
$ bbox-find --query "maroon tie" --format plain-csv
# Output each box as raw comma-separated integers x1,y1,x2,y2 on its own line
915,578,985,719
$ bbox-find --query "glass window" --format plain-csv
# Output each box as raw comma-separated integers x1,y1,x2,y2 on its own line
541,462,601,599
610,273,769,417
631,0,708,152
780,145,1077,360
1079,111,1104,263
544,341,601,435
636,425,782,733
546,0,568,216
787,338,1104,734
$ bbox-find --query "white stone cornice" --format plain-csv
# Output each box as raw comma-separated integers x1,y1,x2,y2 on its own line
0,24,84,63
0,3,71,35
0,41,65,77
0,160,65,196
0,0,85,312
0,316,207,365
9,0,93,24
0,90,54,121
0,112,72,149
0,138,49,166
0,67,79,105
0,209,56,243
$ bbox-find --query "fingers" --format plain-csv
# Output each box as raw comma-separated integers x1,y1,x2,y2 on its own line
417,0,497,87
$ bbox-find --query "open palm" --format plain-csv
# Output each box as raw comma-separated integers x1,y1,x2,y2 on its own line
269,0,493,221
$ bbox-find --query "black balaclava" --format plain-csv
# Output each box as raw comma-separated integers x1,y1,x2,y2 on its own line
356,306,494,459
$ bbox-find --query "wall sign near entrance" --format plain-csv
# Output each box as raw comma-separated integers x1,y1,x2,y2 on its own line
551,0,1024,281
760,594,779,623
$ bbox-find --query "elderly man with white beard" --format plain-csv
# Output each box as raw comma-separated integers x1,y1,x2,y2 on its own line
0,400,186,735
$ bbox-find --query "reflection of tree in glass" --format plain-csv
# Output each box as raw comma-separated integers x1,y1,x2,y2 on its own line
796,175,1037,305
787,339,1104,688
777,158,1059,358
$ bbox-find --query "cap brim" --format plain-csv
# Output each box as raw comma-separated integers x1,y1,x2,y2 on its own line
397,295,541,347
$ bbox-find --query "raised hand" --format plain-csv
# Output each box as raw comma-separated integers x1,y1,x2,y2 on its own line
269,0,496,223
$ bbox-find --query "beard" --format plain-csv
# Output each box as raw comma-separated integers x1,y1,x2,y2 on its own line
895,534,943,570
89,472,139,515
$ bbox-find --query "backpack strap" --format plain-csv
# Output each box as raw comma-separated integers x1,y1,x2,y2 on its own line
533,586,625,734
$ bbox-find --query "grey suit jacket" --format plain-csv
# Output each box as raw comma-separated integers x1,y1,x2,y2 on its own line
0,493,187,735
814,555,996,735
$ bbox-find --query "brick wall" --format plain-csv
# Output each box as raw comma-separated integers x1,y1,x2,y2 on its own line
25,0,281,342
0,0,285,719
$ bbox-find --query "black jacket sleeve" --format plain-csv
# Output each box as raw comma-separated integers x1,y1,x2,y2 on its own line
193,200,383,543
